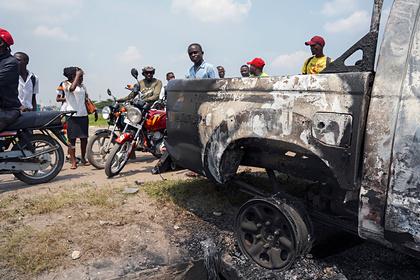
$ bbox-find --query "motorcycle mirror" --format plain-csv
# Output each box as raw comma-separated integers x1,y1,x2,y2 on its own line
107,89,112,96
131,68,139,79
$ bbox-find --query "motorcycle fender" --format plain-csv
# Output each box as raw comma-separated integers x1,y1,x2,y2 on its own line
94,129,112,136
116,132,133,144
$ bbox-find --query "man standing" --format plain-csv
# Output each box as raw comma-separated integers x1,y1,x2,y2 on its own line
160,72,176,101
186,43,216,79
14,52,38,111
0,28,21,131
301,36,331,75
216,66,225,78
240,65,250,77
166,72,175,82
118,66,162,105
247,57,268,77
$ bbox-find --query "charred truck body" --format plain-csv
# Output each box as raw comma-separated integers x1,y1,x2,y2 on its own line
166,0,420,270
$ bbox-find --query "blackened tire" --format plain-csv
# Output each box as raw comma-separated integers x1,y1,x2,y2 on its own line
87,130,114,169
104,141,132,178
13,134,64,185
235,195,313,271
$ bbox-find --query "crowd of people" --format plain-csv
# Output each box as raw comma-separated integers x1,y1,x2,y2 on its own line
1,26,331,170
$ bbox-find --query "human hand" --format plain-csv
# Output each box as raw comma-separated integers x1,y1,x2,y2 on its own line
76,68,84,76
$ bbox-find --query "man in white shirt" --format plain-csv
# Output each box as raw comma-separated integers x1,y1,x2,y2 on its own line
14,52,38,111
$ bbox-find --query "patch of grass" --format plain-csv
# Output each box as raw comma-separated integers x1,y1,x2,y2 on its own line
0,194,19,220
0,225,69,274
89,114,108,127
3,184,124,218
142,178,232,211
0,194,18,208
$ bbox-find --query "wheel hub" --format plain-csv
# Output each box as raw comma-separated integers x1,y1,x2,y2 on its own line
235,197,312,270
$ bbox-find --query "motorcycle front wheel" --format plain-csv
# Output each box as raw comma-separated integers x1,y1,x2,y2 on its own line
87,130,115,169
13,134,64,185
104,141,132,178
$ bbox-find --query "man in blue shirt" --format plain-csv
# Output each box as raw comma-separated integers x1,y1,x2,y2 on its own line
186,43,216,79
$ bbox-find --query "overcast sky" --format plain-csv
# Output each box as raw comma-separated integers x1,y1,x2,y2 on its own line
1,0,393,105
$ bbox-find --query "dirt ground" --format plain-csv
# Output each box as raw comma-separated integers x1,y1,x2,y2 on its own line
0,149,419,279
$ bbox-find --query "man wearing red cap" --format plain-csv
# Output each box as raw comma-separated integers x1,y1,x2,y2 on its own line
301,35,331,75
247,57,268,77
0,28,21,132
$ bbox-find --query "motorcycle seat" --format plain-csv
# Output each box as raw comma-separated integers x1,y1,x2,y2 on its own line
5,111,64,131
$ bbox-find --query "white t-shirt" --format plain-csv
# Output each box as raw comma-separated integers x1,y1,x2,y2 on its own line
18,71,39,110
62,81,88,117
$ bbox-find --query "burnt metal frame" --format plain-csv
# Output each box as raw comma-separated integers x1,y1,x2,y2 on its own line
323,0,384,73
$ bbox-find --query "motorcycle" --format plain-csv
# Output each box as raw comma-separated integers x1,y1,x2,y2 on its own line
104,68,167,178
0,111,72,185
86,89,126,169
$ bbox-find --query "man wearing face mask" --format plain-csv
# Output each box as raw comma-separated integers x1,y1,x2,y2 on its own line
118,66,162,105
301,36,332,75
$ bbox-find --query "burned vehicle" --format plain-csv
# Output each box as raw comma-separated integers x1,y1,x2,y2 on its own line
165,0,420,271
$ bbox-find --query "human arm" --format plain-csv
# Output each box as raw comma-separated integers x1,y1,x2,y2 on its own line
32,76,39,111
301,58,310,75
0,57,18,86
56,94,66,102
69,69,83,92
207,65,216,79
56,83,66,102
116,91,138,103
32,95,37,111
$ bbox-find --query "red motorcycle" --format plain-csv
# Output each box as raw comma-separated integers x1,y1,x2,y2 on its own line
104,69,167,177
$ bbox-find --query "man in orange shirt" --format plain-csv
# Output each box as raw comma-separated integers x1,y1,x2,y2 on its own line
301,36,331,75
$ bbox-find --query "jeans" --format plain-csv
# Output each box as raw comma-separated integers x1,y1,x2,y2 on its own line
0,109,20,132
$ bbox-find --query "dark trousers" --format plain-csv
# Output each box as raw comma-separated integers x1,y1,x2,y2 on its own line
0,109,20,132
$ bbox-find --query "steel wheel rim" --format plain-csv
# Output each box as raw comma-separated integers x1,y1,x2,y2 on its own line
110,142,130,173
236,199,297,270
21,139,59,179
92,135,112,164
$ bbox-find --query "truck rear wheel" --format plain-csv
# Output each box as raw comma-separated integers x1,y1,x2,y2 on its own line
235,196,312,270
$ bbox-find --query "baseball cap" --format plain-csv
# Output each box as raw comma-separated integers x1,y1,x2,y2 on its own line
305,36,325,47
247,57,265,69
0,28,14,46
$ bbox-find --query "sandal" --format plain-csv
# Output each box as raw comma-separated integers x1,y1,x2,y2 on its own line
70,164,77,170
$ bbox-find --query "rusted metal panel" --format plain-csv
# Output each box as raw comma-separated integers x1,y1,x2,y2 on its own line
359,0,420,251
167,72,372,191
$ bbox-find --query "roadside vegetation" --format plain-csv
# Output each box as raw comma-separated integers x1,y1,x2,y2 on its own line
0,178,239,276
0,172,273,277
88,114,108,127
0,183,127,275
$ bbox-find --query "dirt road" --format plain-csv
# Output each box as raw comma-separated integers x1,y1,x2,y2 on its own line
0,151,187,191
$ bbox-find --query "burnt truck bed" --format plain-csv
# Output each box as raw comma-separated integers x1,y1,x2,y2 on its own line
166,0,420,267
166,72,372,191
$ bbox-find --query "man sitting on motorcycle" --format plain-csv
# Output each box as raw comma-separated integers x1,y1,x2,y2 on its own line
0,28,21,132
118,66,163,105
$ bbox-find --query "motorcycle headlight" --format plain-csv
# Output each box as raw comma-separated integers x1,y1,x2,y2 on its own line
127,106,142,124
101,106,111,120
